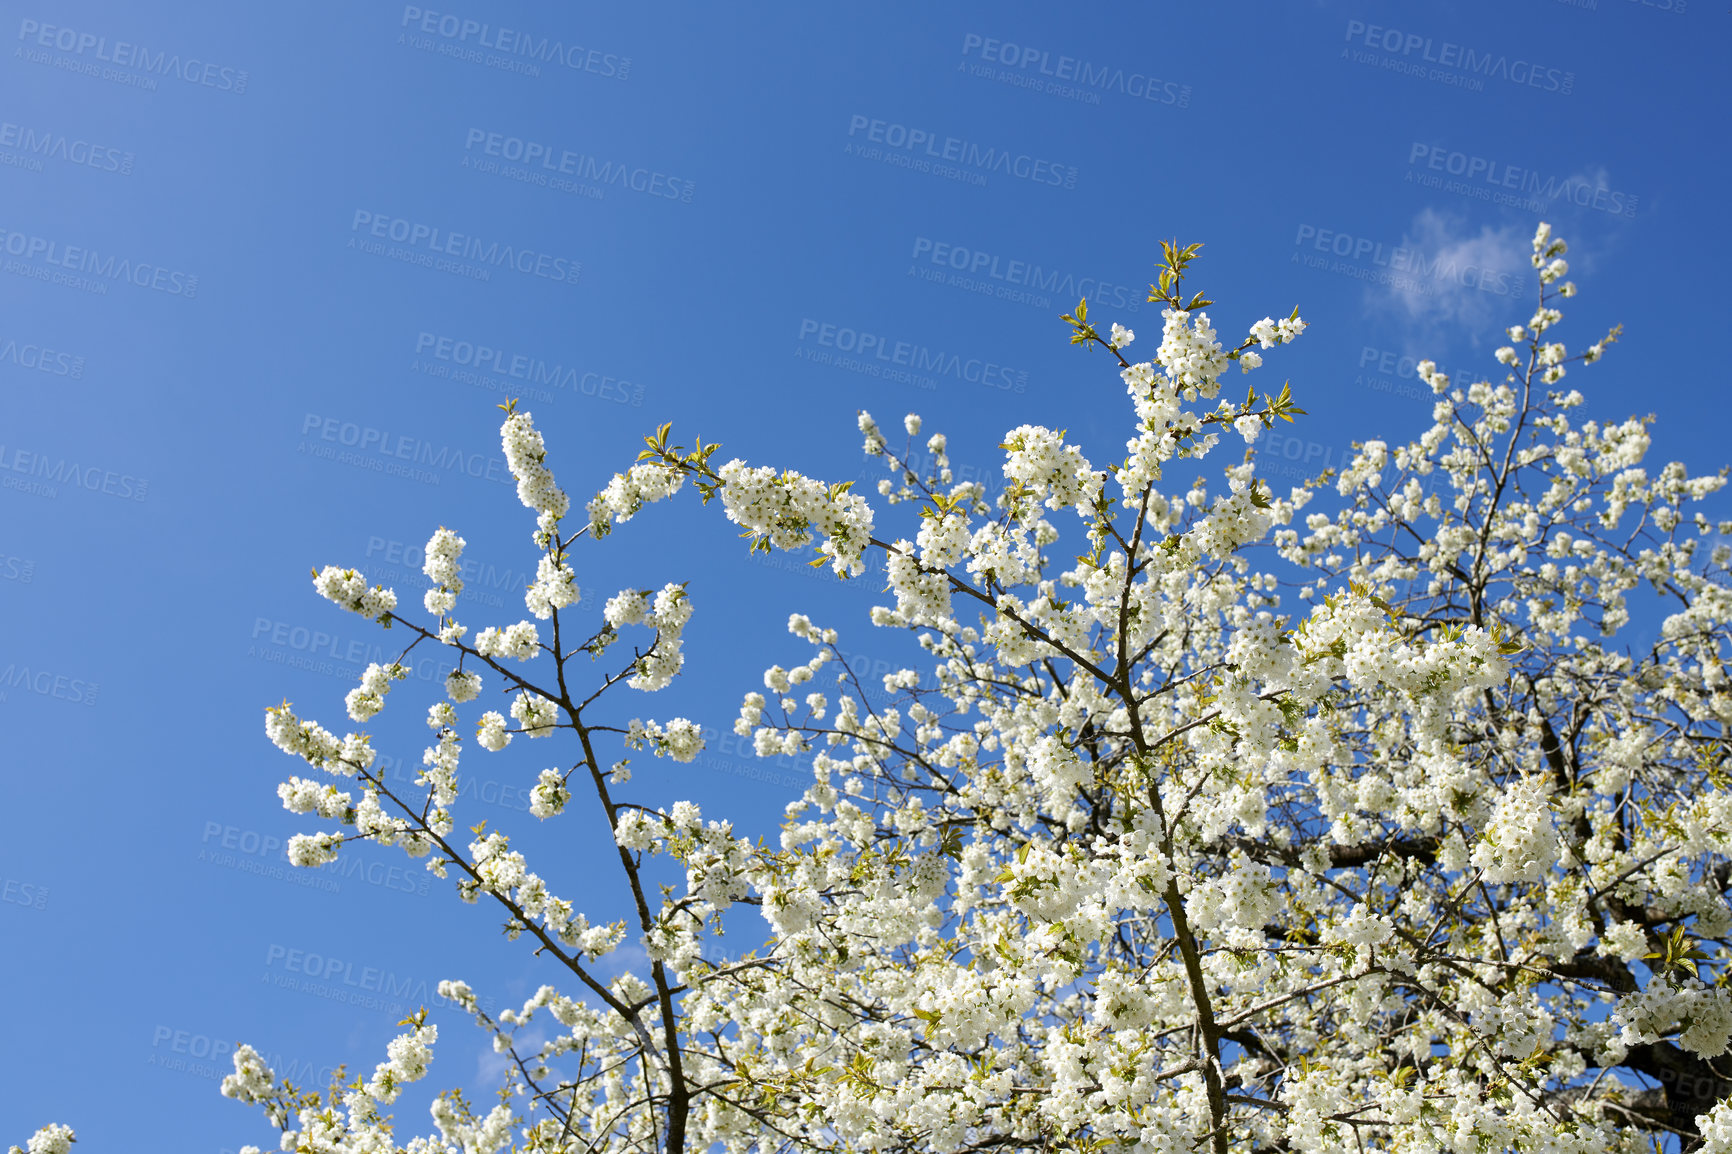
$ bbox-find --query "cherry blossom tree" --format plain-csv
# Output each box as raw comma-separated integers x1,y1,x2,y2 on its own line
19,222,1732,1154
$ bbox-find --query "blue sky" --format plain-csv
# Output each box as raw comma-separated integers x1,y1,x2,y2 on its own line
0,1,1723,1148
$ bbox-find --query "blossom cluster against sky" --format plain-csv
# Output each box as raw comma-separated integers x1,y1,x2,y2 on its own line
0,2,1721,1147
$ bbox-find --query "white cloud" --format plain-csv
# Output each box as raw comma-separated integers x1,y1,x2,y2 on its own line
473,1032,516,1085
599,940,649,977
1369,208,1529,354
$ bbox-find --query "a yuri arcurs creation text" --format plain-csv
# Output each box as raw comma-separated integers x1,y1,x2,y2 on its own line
20,224,1732,1154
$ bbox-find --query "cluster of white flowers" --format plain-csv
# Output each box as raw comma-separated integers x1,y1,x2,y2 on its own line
1248,314,1306,349
500,409,569,528
264,703,374,778
586,460,684,536
475,710,511,752
473,620,539,661
431,1099,515,1152
1615,977,1732,1058
1191,484,1274,559
632,585,692,691
277,776,352,821
508,690,559,738
245,1021,440,1152
1532,221,1569,278
467,830,528,899
1233,315,1302,378
1597,919,1649,965
419,724,461,810
286,830,341,867
734,690,766,736
1107,301,1309,510
7,1125,73,1154
1000,425,1101,522
1114,361,1186,499
369,1023,435,1102
343,661,406,722
1702,1102,1732,1154
612,806,661,852
311,565,396,622
1185,858,1279,938
187,224,1732,1154
715,458,876,577
603,587,651,628
1469,775,1561,884
525,553,580,619
528,767,570,818
1158,307,1229,397
421,526,465,615
858,410,888,456
595,584,696,689
218,1043,276,1112
1320,901,1395,971
444,668,482,703
624,716,706,762
881,539,955,627
916,512,971,570
787,613,836,646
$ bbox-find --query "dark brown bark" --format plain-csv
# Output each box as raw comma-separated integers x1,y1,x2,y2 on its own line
1623,1042,1732,1151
